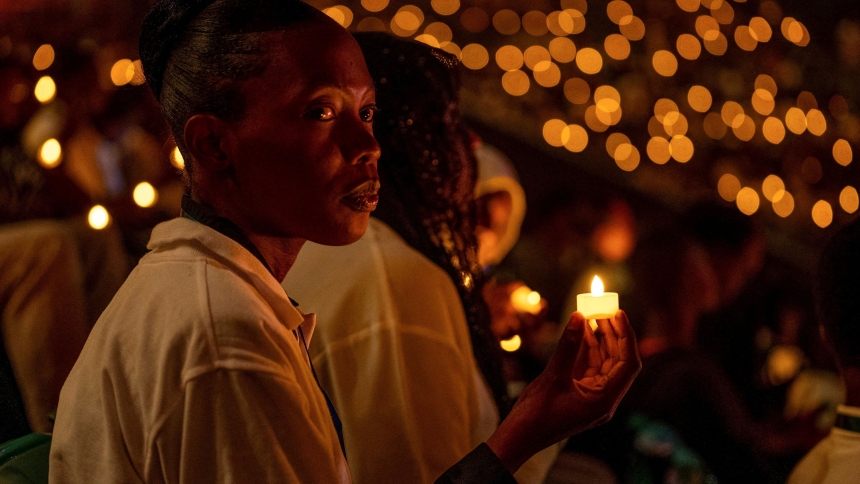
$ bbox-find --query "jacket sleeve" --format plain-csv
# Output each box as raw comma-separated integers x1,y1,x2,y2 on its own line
152,368,348,484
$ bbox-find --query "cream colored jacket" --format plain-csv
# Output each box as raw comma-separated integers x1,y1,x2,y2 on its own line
50,218,348,483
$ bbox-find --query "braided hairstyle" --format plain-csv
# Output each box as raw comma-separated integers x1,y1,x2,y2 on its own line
138,0,326,185
356,33,511,418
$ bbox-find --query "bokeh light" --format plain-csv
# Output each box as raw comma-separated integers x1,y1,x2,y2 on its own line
523,46,551,70
543,119,568,147
493,9,520,35
652,50,678,77
391,5,424,37
806,109,827,136
704,112,727,139
762,117,786,144
755,74,778,96
676,34,702,60
495,45,524,71
501,70,530,96
749,17,773,42
736,187,760,215
549,37,577,63
322,5,353,28
752,89,775,116
721,101,745,128
647,137,671,164
34,76,56,103
718,173,742,201
585,105,609,132
687,85,712,112
356,17,386,32
606,1,633,25
170,147,185,169
704,33,728,55
762,175,785,201
431,0,459,16
533,61,561,87
522,11,548,36
576,48,603,75
461,44,489,70
734,26,758,51
361,0,389,13
133,182,158,208
785,107,807,134
619,16,645,41
773,191,795,218
110,59,135,86
38,138,62,168
564,124,589,152
733,115,756,141
676,0,699,13
564,78,590,104
669,135,694,163
88,205,110,230
833,139,853,166
604,34,631,61
840,186,859,214
811,200,833,228
500,335,521,352
32,44,55,71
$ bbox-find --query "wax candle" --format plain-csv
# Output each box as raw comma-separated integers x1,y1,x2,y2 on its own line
510,285,543,315
576,276,619,330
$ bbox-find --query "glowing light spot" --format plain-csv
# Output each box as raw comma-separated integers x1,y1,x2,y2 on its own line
840,186,859,214
500,335,522,352
424,22,453,44
576,48,603,75
806,109,827,136
647,137,671,164
361,0,389,13
88,205,110,230
704,33,728,55
762,175,785,202
676,0,699,13
755,74,778,96
431,0,459,16
460,7,489,33
652,50,678,77
524,46,551,70
619,16,645,41
812,200,833,228
501,70,530,96
664,113,689,137
133,182,158,208
749,17,772,42
584,105,610,132
356,17,386,32
773,191,794,218
32,44,55,71
687,85,712,112
414,34,440,48
762,117,785,144
170,147,185,169
695,15,720,41
718,173,741,201
615,144,640,171
533,61,561,87
38,138,62,168
785,108,807,135
34,76,56,103
782,18,809,46
391,5,424,36
676,34,702,60
461,44,489,70
594,85,621,104
495,45,524,71
323,6,353,28
440,42,462,59
110,59,134,86
493,9,520,35
564,78,590,104
606,133,631,158
797,91,818,111
648,116,667,138
734,25,758,51
549,37,576,63
710,0,734,25
736,187,760,215
733,115,756,141
543,119,569,147
751,89,775,116
704,112,727,139
833,139,853,166
669,135,694,163
721,101,745,128
604,34,631,60
654,98,679,124
607,1,633,25
522,11,548,36
563,124,589,152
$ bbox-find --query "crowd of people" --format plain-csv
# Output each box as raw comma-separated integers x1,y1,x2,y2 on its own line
0,1,856,483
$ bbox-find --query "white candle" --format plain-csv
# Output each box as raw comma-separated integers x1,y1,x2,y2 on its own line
576,276,619,330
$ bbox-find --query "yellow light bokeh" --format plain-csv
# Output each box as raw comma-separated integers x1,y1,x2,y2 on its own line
676,0,699,13
133,182,158,208
755,74,778,96
549,37,577,63
34,76,56,103
500,335,522,352
391,5,424,36
687,85,712,112
493,9,520,35
619,16,645,41
704,33,728,56
584,105,610,132
431,0,459,16
575,48,603,75
773,191,795,218
110,59,134,86
752,89,775,116
170,147,185,169
607,1,633,25
797,91,819,111
32,44,55,71
501,70,530,96
704,112,727,139
718,173,742,201
734,25,758,51
533,61,561,87
721,101,745,128
424,22,453,44
749,17,773,42
647,137,671,164
710,0,734,25
461,44,490,70
88,205,110,230
664,112,689,137
522,11,548,36
648,116,667,138
762,117,786,144
542,119,568,147
840,186,859,214
733,115,756,141
524,46,551,70
676,34,702,60
652,50,678,77
806,109,827,136
560,9,587,35
38,138,62,168
564,77,590,104
495,45,524,71
833,139,853,166
762,175,785,202
695,15,720,41
669,135,694,163
654,98,679,123
361,0,389,13
606,133,631,158
812,200,833,228
615,144,640,171
604,34,631,61
414,34,441,48
785,107,807,134
440,42,462,59
322,5,353,28
736,187,760,215
563,124,589,152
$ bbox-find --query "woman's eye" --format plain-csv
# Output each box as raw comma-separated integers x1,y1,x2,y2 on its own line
360,106,377,123
309,106,336,121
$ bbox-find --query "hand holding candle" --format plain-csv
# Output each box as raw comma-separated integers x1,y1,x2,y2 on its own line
576,276,619,331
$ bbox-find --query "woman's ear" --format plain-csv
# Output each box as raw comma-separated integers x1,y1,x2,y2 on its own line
183,114,235,173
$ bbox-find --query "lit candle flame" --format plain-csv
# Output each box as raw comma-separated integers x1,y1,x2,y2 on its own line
591,275,604,296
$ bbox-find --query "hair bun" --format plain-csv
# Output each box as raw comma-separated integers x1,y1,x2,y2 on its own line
139,0,216,98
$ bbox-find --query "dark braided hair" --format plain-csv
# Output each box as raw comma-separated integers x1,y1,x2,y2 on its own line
356,33,511,418
139,0,325,184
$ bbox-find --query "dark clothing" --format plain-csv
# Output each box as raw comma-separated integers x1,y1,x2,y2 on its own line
436,443,517,484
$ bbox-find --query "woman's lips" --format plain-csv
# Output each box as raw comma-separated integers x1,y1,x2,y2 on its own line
342,180,380,212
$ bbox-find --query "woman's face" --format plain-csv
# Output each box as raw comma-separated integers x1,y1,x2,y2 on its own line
227,23,381,246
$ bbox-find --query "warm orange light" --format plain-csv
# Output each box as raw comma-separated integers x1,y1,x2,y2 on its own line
110,59,134,86
812,200,833,228
647,137,671,165
676,34,702,60
591,275,605,295
461,44,489,70
495,45,523,71
604,34,631,60
736,187,760,215
840,186,859,214
133,182,158,208
687,85,712,112
361,0,389,13
718,174,741,202
322,5,353,28
652,50,678,77
564,78,590,104
32,44,55,71
575,48,603,75
833,139,853,166
34,76,56,103
500,335,522,352
501,70,530,96
170,147,185,169
431,0,459,16
549,37,577,63
38,138,62,168
492,9,520,35
88,205,110,230
542,119,568,147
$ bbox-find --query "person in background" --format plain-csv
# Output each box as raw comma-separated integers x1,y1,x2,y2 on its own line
787,217,860,483
51,2,640,482
284,33,635,484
